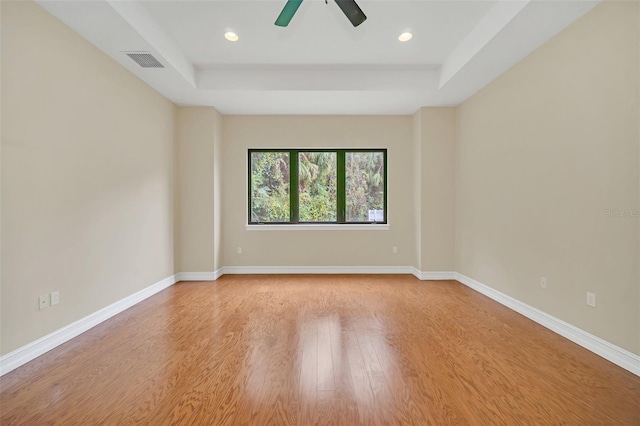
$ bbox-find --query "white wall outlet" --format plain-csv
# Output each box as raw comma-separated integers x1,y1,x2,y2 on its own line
587,292,596,307
39,294,50,310
392,246,398,254
51,291,60,306
237,246,242,254
540,277,547,289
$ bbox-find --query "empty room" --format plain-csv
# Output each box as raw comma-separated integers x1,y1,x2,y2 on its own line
1,0,639,424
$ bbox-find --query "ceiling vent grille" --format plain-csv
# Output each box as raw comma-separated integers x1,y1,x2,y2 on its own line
124,52,164,68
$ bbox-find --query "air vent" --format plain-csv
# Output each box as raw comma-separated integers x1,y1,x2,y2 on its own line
124,52,164,68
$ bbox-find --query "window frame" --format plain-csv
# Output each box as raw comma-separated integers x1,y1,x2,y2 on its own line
248,148,387,226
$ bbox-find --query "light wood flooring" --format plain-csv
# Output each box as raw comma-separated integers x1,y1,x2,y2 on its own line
1,275,639,425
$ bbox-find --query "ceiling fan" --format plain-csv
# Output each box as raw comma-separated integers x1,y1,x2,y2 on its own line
275,0,367,28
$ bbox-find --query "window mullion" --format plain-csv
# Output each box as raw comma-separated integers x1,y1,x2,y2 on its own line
290,150,299,223
337,150,345,223
248,150,253,223
383,150,388,224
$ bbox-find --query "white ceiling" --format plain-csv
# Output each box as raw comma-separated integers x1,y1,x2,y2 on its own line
37,0,599,115
142,1,495,65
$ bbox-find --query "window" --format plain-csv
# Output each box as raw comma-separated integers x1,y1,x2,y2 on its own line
249,149,387,225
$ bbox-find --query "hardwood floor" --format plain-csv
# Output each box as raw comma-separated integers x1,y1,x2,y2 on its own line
1,275,639,425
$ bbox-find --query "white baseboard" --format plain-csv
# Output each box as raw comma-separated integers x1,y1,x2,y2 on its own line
455,272,640,377
175,270,223,281
221,265,416,275
0,274,177,377
412,269,457,280
177,267,454,280
213,268,224,280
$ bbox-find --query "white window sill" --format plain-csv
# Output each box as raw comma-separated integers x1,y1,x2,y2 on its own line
245,224,389,231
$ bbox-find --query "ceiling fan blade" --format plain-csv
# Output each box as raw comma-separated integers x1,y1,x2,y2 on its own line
275,0,304,27
334,0,367,27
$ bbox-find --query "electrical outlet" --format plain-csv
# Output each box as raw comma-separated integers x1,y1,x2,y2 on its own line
39,295,50,310
540,277,547,289
587,292,596,308
237,246,242,254
392,246,398,254
51,291,60,306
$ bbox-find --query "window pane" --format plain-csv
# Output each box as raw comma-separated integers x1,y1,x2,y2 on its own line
250,152,290,222
346,151,385,222
298,152,337,222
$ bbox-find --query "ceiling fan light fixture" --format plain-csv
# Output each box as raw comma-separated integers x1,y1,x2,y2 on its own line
275,0,366,27
398,32,413,42
224,31,239,42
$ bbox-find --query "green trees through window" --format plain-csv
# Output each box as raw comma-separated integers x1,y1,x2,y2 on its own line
299,152,337,222
249,151,290,222
249,149,387,224
346,151,385,222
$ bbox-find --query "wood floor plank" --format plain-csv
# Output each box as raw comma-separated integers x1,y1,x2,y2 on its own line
1,275,639,425
317,317,335,392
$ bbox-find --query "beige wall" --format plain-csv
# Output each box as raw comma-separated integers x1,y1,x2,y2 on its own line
1,2,176,355
175,107,222,273
222,115,415,267
412,110,422,270
213,110,223,271
418,108,455,271
0,1,3,347
455,1,640,354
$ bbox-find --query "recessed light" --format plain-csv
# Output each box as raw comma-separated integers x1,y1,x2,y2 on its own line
225,32,239,42
398,32,412,42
